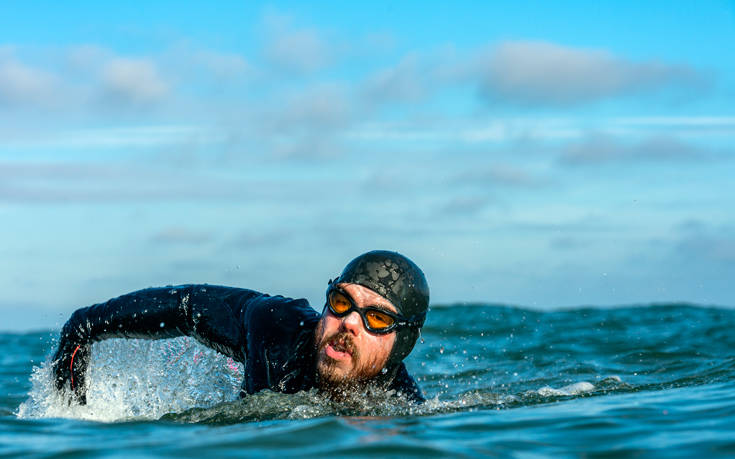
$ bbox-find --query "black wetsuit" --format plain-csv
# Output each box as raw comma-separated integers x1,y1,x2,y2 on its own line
52,285,424,404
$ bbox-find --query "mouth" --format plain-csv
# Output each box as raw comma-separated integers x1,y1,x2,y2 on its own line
325,336,353,361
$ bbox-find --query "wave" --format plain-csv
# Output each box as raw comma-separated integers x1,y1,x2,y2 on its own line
15,303,735,424
16,340,638,424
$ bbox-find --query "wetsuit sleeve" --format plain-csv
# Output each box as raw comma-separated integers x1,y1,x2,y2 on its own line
388,363,426,403
52,284,258,403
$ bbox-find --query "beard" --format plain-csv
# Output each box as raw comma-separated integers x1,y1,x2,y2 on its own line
315,330,358,383
315,330,385,392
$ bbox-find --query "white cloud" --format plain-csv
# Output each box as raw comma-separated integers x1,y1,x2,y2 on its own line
100,57,169,105
0,52,57,106
239,84,354,160
613,116,735,128
0,160,116,180
194,50,252,79
452,164,549,188
0,47,173,113
0,159,243,203
474,41,705,105
610,116,735,139
274,84,352,129
363,54,426,103
0,125,222,149
560,133,719,165
66,44,111,71
345,117,586,144
262,10,331,74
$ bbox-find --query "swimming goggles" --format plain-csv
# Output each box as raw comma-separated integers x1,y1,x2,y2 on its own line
324,282,422,334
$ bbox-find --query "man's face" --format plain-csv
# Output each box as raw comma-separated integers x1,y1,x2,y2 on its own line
314,283,397,387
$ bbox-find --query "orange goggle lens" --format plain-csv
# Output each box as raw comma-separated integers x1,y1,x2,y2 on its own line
328,290,396,331
329,291,352,314
365,310,394,329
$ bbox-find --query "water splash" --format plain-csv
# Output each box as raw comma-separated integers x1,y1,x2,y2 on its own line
6,304,735,458
17,335,629,424
18,337,242,422
19,302,689,424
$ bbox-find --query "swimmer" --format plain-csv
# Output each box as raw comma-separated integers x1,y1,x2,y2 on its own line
52,250,430,404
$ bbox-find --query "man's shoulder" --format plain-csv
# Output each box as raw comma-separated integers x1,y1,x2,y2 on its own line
171,284,320,333
239,294,320,395
244,294,320,333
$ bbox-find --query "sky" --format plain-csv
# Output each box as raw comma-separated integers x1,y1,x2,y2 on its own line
1,1,734,330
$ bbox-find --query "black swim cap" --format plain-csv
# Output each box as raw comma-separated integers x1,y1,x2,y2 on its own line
332,250,429,368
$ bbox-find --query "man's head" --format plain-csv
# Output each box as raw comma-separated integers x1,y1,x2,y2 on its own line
314,250,429,388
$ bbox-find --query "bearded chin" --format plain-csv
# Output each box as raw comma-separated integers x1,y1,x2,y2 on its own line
315,332,359,388
316,359,376,394
315,357,346,388
315,331,390,392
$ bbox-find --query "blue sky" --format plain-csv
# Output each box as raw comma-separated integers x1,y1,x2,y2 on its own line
1,1,734,330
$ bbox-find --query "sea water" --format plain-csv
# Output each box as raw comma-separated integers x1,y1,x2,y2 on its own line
2,304,735,457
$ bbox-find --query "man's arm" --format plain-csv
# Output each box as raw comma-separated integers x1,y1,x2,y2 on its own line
52,284,260,403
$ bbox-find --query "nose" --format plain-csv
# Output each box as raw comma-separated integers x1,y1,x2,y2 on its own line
340,310,363,336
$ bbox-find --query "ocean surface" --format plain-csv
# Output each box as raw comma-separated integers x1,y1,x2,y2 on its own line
2,303,734,457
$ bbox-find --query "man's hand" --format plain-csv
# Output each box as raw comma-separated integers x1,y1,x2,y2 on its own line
52,341,90,405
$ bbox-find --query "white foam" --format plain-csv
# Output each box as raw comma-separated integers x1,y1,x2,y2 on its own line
17,337,242,422
535,381,595,397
